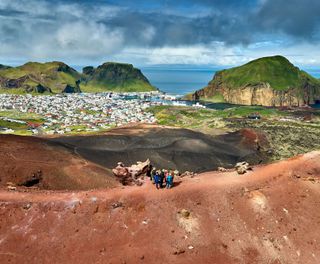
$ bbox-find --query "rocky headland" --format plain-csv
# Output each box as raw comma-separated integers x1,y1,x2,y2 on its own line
191,56,320,107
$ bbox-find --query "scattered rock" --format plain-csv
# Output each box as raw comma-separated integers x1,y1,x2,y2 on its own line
128,159,151,179
218,167,227,172
7,185,17,191
113,163,130,179
22,203,32,210
173,248,185,255
181,171,195,178
179,209,191,218
142,219,149,225
113,160,151,185
235,161,251,174
177,209,199,233
111,202,124,209
222,243,228,249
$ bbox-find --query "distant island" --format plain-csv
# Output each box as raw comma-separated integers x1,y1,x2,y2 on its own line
0,61,156,94
189,55,320,107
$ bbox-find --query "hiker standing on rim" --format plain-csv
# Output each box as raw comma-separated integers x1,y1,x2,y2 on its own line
154,171,161,189
166,171,174,189
151,168,157,184
159,169,165,188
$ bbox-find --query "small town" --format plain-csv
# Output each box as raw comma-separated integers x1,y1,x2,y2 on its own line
0,92,167,135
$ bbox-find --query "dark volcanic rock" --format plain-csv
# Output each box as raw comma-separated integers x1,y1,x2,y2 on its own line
82,66,95,75
62,83,81,93
34,84,52,93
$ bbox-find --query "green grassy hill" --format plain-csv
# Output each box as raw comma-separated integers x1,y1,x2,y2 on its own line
0,64,11,70
213,56,320,91
0,61,155,94
192,55,320,106
0,62,81,94
81,62,156,93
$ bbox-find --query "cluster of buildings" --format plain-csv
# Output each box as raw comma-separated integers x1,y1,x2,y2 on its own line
0,93,162,135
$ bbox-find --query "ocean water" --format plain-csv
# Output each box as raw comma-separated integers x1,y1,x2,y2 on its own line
142,66,320,97
142,67,217,96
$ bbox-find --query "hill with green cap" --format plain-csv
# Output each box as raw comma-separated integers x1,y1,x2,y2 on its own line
0,61,155,94
190,56,320,106
80,62,156,93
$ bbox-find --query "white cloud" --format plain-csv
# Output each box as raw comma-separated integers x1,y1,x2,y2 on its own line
0,2,125,64
54,21,124,56
1,0,320,67
113,43,248,66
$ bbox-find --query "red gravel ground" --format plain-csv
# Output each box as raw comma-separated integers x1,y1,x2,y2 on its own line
0,151,320,264
0,134,118,190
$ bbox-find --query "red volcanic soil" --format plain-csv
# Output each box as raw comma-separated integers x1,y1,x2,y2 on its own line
0,134,118,190
0,152,320,263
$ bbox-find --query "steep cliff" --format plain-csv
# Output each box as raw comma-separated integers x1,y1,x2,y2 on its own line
192,56,320,106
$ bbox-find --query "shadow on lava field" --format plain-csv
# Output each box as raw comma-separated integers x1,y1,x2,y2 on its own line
50,125,269,173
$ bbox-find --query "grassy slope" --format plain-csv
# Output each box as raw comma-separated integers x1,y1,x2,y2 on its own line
81,62,156,93
81,80,155,93
0,110,45,135
0,62,81,93
148,105,285,130
0,61,155,94
212,56,320,91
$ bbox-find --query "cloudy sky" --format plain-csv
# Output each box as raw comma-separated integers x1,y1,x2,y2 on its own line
1,0,320,67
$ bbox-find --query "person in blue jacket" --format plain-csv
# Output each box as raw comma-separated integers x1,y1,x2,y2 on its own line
154,171,161,189
166,172,174,189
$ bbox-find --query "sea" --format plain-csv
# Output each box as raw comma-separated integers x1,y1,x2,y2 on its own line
141,66,218,96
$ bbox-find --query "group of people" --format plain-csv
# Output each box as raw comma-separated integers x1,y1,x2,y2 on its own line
148,168,175,189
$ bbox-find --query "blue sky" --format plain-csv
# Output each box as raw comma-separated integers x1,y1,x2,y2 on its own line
1,0,320,67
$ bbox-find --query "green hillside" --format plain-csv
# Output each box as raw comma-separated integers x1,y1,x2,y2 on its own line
213,55,320,91
191,55,320,106
0,64,11,70
0,61,155,94
0,62,81,94
81,62,156,93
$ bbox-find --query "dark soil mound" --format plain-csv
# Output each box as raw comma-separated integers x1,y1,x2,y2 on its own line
51,126,269,172
0,135,118,190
